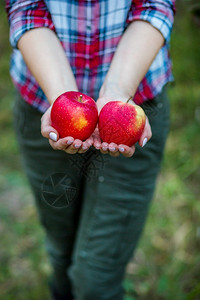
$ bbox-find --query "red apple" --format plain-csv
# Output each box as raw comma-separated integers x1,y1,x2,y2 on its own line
51,91,98,140
98,100,146,146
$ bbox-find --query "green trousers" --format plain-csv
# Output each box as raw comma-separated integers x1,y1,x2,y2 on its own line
13,89,170,300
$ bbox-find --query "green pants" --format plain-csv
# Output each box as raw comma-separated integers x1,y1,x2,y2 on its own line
13,89,170,300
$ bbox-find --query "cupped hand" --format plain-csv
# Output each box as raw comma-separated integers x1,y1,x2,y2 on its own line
90,97,152,158
41,97,152,157
41,105,92,154
90,116,151,158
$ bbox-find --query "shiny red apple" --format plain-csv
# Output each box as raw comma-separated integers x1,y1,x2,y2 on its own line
98,100,146,146
51,91,98,140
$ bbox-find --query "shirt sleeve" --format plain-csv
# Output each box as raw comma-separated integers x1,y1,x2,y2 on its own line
127,0,176,43
5,0,55,49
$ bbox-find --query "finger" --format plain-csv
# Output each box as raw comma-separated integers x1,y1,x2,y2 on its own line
65,139,82,154
100,142,109,154
107,143,119,157
84,127,99,148
78,141,92,154
85,135,94,147
139,116,152,148
41,107,59,141
92,127,102,150
41,123,59,141
108,142,118,153
119,144,135,158
93,133,102,150
53,137,74,151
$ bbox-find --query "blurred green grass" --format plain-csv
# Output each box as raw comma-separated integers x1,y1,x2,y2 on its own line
0,1,200,300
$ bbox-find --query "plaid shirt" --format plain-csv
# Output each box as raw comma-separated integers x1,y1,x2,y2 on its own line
6,0,176,113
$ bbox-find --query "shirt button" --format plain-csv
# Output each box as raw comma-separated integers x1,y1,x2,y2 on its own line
98,176,104,183
157,102,163,109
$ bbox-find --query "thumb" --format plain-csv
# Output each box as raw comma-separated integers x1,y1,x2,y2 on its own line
41,106,59,141
139,116,152,147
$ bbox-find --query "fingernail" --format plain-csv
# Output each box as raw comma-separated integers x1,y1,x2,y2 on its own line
75,144,80,148
110,147,115,151
82,146,88,150
102,147,107,151
96,143,101,149
119,147,124,152
49,132,57,142
142,138,148,147
67,140,73,145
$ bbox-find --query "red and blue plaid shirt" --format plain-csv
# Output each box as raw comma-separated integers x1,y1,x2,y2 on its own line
6,0,176,113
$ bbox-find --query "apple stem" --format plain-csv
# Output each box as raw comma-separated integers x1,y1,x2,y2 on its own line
126,96,133,103
78,94,83,103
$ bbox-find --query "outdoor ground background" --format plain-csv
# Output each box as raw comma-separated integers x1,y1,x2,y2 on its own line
0,1,200,299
